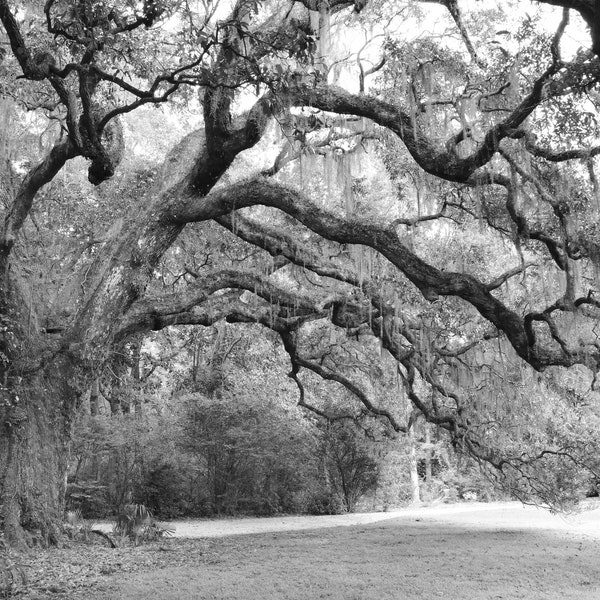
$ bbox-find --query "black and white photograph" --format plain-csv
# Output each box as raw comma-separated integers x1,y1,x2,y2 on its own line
1,0,600,597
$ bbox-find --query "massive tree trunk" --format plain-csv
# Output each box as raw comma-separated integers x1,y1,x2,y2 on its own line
0,298,86,549
0,366,77,547
0,217,167,545
0,258,86,546
0,171,165,545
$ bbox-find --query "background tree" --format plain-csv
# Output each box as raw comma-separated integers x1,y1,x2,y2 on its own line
322,420,381,512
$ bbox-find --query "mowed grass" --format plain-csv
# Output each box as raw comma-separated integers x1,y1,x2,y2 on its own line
83,517,600,600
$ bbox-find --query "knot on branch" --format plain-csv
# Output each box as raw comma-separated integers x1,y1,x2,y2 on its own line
84,117,124,185
34,50,56,76
19,51,57,81
331,297,373,329
421,288,440,302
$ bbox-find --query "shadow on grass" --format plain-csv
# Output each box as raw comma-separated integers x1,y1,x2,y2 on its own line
85,518,600,600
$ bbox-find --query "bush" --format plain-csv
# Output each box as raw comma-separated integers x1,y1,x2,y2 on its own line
441,462,499,502
179,392,323,517
137,463,193,519
323,422,381,512
304,488,345,515
113,504,174,545
66,479,110,519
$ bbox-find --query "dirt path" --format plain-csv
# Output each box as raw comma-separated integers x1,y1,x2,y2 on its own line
163,500,600,539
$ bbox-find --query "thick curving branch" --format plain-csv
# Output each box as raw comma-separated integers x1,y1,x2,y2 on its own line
278,328,408,433
283,53,562,183
215,213,364,286
174,178,588,369
0,139,77,260
121,279,407,430
534,0,600,56
118,267,341,338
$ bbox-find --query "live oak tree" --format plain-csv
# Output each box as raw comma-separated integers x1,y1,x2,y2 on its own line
1,0,600,546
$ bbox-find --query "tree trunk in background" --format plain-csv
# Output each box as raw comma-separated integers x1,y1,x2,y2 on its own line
408,419,421,504
107,395,121,415
131,338,142,417
424,422,432,483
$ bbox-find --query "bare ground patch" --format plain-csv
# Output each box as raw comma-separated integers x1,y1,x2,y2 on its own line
162,501,600,539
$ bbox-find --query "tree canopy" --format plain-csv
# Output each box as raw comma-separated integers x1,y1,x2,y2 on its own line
1,0,600,545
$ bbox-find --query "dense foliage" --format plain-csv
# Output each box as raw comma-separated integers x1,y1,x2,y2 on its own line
66,323,497,521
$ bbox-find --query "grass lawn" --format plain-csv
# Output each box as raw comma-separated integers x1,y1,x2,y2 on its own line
18,511,600,599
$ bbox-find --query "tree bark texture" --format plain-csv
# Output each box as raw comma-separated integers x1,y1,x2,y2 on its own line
0,358,79,547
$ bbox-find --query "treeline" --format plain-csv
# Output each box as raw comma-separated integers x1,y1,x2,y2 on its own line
67,390,498,520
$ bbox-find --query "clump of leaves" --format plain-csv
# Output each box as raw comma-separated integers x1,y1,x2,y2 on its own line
0,531,25,598
64,509,92,541
64,509,118,548
113,504,174,545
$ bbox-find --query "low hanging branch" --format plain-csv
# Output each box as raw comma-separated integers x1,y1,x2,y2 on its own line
116,218,600,509
278,329,370,424
172,178,600,371
118,268,339,338
280,329,408,433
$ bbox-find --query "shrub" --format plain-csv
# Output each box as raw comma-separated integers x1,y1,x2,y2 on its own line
323,422,381,512
304,488,345,515
113,504,174,545
137,463,192,519
66,479,110,519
